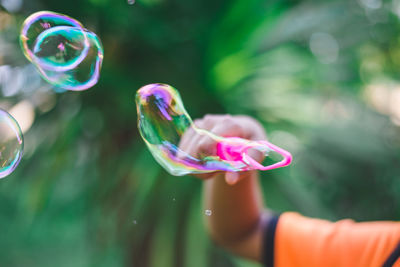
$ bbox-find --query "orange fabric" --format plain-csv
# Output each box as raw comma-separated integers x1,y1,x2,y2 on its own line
274,212,400,267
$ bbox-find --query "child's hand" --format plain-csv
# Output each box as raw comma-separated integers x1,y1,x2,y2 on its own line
179,114,267,185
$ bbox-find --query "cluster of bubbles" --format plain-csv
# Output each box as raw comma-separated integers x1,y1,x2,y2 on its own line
135,84,292,176
20,11,104,91
0,109,23,179
0,12,105,180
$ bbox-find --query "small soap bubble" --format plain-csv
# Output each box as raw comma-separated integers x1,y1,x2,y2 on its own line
35,29,103,91
135,84,292,176
20,11,104,91
205,210,212,216
133,220,137,224
20,11,85,70
0,109,24,179
32,26,89,70
127,0,135,4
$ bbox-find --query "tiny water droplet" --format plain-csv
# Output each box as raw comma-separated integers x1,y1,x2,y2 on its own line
205,209,212,216
127,0,135,5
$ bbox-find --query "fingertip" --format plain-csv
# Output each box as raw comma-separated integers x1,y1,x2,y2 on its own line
225,172,239,185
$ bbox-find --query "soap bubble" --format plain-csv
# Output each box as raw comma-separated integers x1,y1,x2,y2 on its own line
0,109,24,179
135,84,293,176
32,26,89,71
34,28,103,91
20,11,103,91
205,210,212,216
20,11,86,68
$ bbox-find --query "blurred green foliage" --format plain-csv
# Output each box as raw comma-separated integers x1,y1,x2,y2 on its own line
0,0,400,266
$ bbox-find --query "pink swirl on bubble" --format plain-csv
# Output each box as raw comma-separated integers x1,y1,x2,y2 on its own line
217,137,292,172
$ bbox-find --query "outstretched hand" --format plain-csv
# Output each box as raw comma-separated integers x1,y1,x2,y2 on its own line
179,114,267,185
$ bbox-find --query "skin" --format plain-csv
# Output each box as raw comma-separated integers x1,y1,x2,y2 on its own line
179,114,273,262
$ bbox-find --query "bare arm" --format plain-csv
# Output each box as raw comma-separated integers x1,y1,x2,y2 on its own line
179,114,273,262
204,170,272,262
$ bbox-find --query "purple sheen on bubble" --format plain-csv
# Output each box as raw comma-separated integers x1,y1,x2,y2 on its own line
0,109,24,179
136,84,292,176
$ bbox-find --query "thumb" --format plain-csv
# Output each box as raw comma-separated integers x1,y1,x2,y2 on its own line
225,172,240,185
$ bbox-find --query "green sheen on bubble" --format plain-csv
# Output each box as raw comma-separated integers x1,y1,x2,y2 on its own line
136,84,245,176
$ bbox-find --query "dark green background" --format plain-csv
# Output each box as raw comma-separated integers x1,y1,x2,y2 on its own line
0,0,399,266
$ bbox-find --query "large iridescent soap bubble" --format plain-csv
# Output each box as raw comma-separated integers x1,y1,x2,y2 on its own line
136,84,292,176
20,11,103,91
0,109,24,179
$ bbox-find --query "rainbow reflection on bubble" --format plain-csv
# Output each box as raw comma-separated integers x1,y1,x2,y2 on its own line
136,84,292,176
0,109,24,179
20,11,103,91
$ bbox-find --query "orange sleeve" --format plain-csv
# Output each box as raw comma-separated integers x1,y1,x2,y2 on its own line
274,212,400,267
